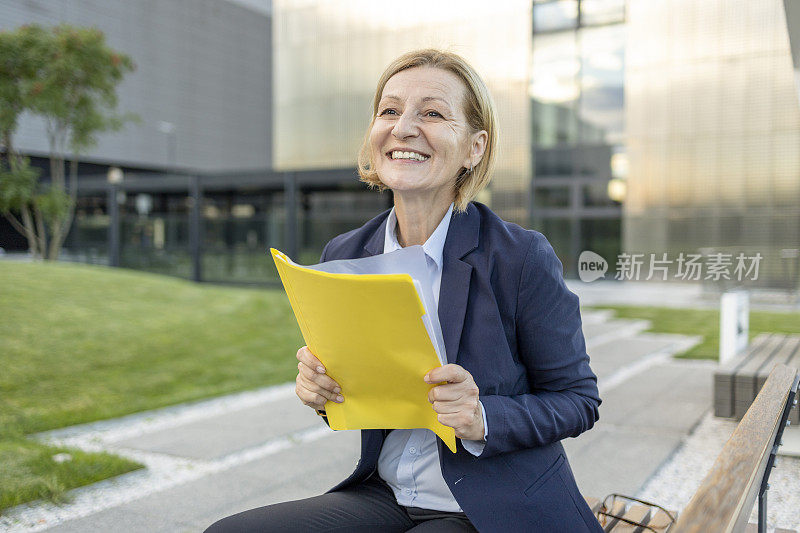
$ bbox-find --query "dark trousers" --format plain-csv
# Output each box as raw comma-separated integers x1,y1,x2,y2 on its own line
204,475,478,533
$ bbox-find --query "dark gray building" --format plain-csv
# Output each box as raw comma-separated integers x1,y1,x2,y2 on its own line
1,0,272,172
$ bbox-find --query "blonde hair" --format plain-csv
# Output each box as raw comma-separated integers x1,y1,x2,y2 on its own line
357,49,498,213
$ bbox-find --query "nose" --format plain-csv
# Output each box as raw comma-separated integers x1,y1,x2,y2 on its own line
391,111,419,140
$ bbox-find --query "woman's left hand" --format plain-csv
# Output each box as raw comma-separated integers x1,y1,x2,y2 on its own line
425,364,485,441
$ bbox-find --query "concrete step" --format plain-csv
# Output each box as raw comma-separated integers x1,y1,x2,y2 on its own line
581,308,616,325
583,318,651,348
589,333,699,383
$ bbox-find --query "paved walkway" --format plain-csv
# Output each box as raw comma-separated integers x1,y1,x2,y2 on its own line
1,307,721,533
567,279,800,312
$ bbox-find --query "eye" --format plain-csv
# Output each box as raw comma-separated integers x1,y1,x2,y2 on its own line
425,111,443,118
379,108,398,116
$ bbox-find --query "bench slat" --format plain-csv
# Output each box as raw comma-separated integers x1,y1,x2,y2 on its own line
673,364,798,533
600,501,626,532
587,498,679,532
754,338,799,412
733,335,787,419
608,505,650,532
647,509,677,532
781,338,800,424
757,337,800,390
714,334,772,417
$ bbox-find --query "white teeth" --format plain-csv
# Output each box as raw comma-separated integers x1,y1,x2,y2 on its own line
391,150,429,161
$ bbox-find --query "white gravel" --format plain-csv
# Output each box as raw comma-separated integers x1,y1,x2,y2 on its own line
638,412,800,532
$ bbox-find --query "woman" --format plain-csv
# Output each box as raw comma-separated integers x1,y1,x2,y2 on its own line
207,49,602,532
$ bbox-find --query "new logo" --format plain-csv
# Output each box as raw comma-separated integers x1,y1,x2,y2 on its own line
578,251,608,282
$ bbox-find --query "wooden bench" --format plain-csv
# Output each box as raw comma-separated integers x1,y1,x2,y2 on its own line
586,363,799,532
715,333,800,422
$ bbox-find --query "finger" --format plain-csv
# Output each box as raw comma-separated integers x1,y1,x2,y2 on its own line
298,362,341,393
296,375,343,407
297,371,343,403
297,365,342,402
436,412,475,431
296,346,326,374
431,401,463,414
430,383,473,403
295,381,328,409
436,412,464,430
425,364,469,384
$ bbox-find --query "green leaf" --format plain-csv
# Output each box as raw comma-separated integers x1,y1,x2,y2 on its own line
0,157,40,212
33,186,72,227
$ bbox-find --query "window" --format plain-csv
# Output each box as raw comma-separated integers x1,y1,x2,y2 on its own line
534,1,578,33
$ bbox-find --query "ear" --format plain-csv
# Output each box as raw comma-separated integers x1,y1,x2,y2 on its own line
463,130,488,169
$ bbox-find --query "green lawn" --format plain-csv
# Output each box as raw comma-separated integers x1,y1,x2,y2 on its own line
0,438,141,511
588,305,800,359
0,260,304,512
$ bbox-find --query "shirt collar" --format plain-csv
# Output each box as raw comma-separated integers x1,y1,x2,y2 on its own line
383,203,454,270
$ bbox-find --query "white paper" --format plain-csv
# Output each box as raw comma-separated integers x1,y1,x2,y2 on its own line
300,246,448,365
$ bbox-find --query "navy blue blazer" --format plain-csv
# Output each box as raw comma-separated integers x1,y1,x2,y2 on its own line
320,202,602,532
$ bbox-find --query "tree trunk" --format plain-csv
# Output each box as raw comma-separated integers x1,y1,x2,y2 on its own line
33,205,47,259
19,206,40,258
48,223,61,260
1,130,13,164
44,123,69,261
52,157,80,260
3,209,39,258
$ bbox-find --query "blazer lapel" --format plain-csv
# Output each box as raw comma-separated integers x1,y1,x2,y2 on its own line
439,204,480,364
360,204,480,365
362,215,388,257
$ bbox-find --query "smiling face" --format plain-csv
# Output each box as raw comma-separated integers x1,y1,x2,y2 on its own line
369,67,479,201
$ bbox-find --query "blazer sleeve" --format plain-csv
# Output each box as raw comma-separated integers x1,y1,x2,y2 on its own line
478,233,601,458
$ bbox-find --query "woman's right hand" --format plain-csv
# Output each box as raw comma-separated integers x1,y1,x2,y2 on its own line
295,346,343,411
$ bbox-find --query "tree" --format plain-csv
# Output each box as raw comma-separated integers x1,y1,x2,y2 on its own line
0,25,47,257
0,24,135,260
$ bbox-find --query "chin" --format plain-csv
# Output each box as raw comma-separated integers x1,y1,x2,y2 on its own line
378,174,423,191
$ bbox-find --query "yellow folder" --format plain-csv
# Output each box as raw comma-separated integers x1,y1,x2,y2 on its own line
271,248,457,452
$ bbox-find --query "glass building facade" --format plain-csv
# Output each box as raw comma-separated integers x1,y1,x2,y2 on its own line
273,0,627,277
531,0,626,276
624,0,800,287
273,0,532,225
272,0,799,286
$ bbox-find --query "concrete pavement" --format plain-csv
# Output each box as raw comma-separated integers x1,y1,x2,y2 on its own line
3,309,716,532
567,279,800,312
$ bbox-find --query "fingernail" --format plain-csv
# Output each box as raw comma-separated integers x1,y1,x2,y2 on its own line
336,395,344,403
316,366,325,373
424,374,431,383
333,386,341,394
